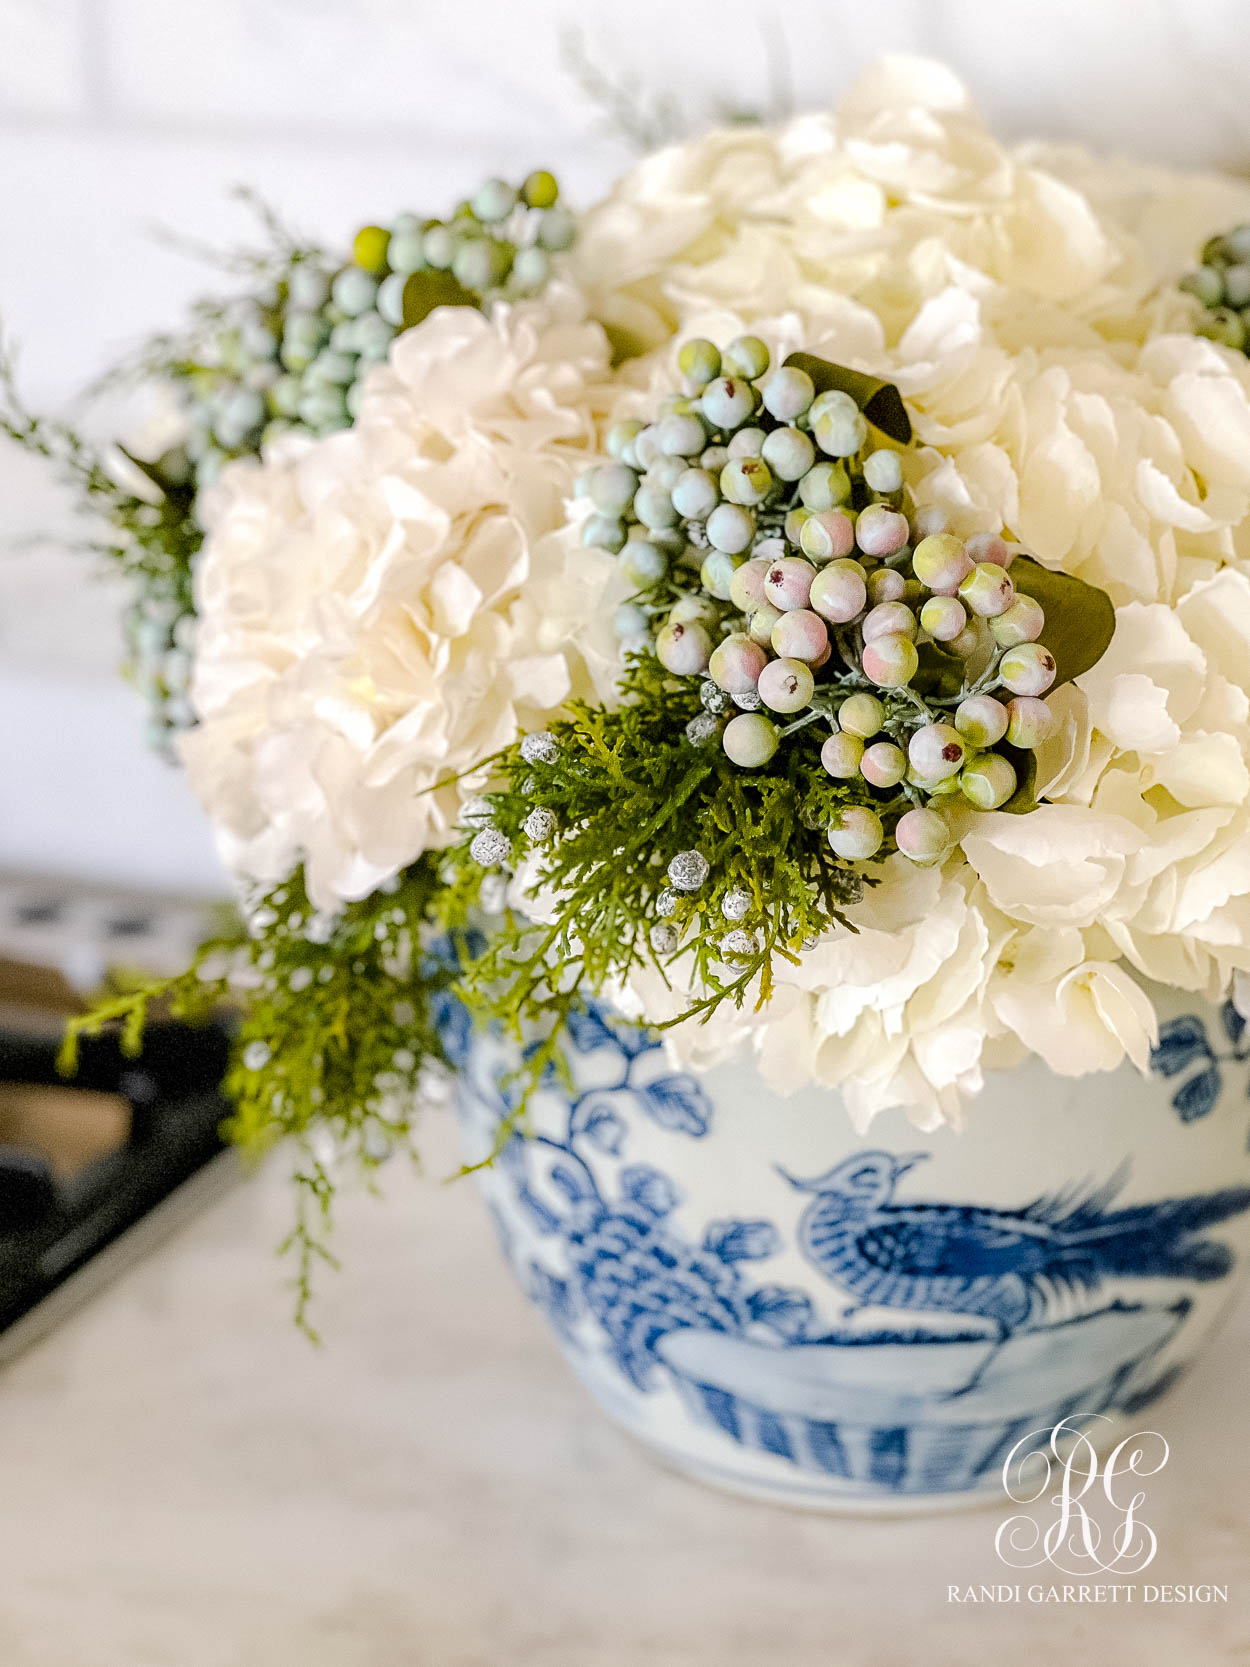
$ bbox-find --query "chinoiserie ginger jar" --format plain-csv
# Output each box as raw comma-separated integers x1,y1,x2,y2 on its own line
450,987,1250,1513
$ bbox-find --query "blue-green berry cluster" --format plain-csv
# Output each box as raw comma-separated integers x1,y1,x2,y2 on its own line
1182,224,1250,352
179,169,570,484
579,336,1062,867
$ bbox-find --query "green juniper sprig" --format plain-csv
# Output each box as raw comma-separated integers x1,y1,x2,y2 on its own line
60,853,470,1336
445,648,870,1063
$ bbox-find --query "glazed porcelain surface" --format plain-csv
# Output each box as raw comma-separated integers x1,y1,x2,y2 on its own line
450,986,1250,1512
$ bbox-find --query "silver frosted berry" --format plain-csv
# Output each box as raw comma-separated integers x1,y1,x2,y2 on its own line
685,712,720,746
721,888,752,921
667,849,710,892
519,731,559,765
242,1040,272,1071
470,827,513,867
650,922,680,956
523,806,557,842
700,679,733,715
656,887,680,917
721,928,758,958
461,796,494,827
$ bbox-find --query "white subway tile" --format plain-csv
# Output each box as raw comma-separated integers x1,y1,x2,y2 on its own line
0,0,88,116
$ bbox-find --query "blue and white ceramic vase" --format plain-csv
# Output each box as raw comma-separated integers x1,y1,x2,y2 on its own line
451,986,1250,1513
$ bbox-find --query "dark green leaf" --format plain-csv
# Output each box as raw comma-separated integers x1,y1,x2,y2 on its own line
1009,555,1116,687
400,270,479,329
997,742,1038,814
783,352,912,445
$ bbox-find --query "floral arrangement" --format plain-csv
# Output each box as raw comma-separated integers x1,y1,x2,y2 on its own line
22,58,1250,1320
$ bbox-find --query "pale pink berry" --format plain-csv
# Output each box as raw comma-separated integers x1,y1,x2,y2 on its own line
862,634,919,688
990,596,1045,647
827,806,884,860
729,557,772,614
954,694,1009,748
959,561,1016,618
763,556,816,612
959,752,1018,810
722,712,780,767
912,534,971,595
964,530,1012,569
810,640,832,669
799,509,856,563
1000,642,1056,696
838,692,885,737
855,504,909,557
949,625,982,658
1006,696,1055,749
757,657,815,713
771,609,829,663
861,741,907,787
820,731,864,778
809,559,867,624
862,601,918,643
708,632,767,694
894,806,951,865
867,567,907,605
655,619,713,676
908,722,967,782
747,602,784,646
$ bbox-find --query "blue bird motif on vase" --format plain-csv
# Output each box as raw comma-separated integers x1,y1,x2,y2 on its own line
783,1151,1250,1336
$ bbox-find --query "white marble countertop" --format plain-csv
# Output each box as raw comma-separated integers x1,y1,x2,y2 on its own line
2,1112,1249,1667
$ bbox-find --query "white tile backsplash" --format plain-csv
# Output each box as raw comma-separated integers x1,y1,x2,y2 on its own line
2,0,1250,886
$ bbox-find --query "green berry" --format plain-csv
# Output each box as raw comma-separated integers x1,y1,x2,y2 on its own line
706,503,755,554
955,694,1009,748
522,169,560,209
723,712,780,767
671,467,720,520
821,731,864,779
472,178,517,222
723,335,770,379
863,448,904,493
620,540,669,586
536,207,576,251
678,338,722,386
453,237,513,292
960,752,1018,810
352,224,391,275
511,246,551,291
838,692,885,738
700,549,744,599
798,461,851,510
760,366,814,421
720,456,772,506
581,513,627,553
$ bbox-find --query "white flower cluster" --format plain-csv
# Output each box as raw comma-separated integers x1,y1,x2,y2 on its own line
587,58,1250,1124
181,292,622,910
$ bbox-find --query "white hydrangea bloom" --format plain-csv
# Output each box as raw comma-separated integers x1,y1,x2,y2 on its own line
181,292,622,910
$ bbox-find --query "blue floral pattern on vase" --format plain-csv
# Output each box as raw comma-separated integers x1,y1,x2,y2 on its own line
1152,1001,1250,1124
452,998,1250,1499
